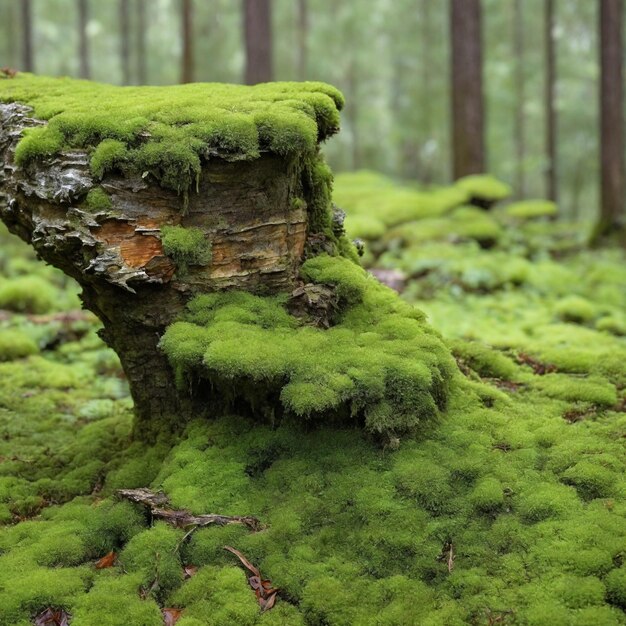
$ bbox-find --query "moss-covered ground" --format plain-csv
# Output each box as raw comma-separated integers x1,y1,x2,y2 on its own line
1,168,625,625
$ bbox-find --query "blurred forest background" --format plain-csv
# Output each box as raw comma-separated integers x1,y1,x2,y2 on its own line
0,0,618,224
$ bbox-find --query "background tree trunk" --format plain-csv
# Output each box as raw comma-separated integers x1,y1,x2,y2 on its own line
78,0,90,79
296,0,308,80
595,0,625,243
420,0,433,183
450,0,485,179
544,0,557,202
244,0,273,84
181,0,194,83
136,0,148,84
513,0,526,197
21,0,34,72
120,0,131,85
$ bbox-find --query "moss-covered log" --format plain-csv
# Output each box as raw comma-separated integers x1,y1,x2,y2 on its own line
0,75,455,441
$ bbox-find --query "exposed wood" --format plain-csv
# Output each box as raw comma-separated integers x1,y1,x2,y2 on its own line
78,0,91,79
21,0,34,72
117,488,263,531
450,0,485,178
120,0,131,85
244,0,273,84
181,0,194,84
544,0,557,202
595,0,625,244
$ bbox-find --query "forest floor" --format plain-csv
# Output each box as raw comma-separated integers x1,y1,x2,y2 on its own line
0,172,625,626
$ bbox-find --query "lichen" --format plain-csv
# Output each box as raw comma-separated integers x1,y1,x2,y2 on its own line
0,74,344,195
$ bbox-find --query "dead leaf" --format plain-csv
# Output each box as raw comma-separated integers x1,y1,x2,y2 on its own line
516,352,556,375
95,550,116,569
0,67,17,79
162,608,183,626
183,564,198,579
34,607,70,626
224,546,279,612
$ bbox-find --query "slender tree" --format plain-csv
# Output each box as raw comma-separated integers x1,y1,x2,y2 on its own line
120,0,131,85
296,0,308,80
136,0,147,84
544,0,557,202
181,0,194,83
595,0,625,243
244,0,273,84
421,0,433,183
21,0,34,72
78,0,90,79
450,0,485,179
513,0,526,196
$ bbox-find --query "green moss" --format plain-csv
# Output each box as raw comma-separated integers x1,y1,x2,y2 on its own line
85,187,113,212
605,566,626,608
554,296,596,324
470,477,504,513
161,255,455,437
0,276,59,314
505,199,558,220
161,226,212,275
454,174,512,203
0,74,343,195
449,339,518,380
0,329,38,361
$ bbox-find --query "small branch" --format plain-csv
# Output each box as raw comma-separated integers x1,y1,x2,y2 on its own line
117,488,263,532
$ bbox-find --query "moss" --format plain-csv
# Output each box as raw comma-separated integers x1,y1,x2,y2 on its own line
505,199,558,220
454,174,512,203
0,329,38,361
605,566,626,608
161,226,212,275
469,477,504,513
554,296,596,324
0,276,58,314
449,339,518,380
84,187,112,212
0,74,343,195
161,255,455,438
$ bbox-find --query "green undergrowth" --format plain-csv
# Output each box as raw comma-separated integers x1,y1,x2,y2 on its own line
1,174,626,624
160,254,455,437
0,74,344,195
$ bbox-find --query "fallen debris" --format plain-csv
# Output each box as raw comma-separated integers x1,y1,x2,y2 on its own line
94,550,117,569
161,608,183,625
224,545,279,612
117,488,263,531
33,607,70,626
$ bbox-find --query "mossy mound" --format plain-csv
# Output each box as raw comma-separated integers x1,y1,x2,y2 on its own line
0,74,344,194
161,255,455,438
504,199,558,220
454,174,512,204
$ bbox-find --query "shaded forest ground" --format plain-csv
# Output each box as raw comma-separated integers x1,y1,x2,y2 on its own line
0,173,625,625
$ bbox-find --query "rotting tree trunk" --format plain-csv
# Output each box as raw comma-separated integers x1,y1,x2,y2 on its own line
544,0,557,203
450,0,485,179
244,0,273,84
0,102,311,440
181,0,194,84
594,0,625,245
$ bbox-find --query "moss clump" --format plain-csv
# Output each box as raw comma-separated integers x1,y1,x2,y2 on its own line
0,74,344,195
605,566,626,608
449,339,518,380
505,199,558,220
0,329,38,361
554,296,596,324
0,276,58,313
84,187,112,212
160,255,455,437
161,226,212,275
454,174,512,203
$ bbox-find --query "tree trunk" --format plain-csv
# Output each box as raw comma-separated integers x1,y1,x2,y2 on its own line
450,0,485,179
595,0,625,244
0,102,317,440
120,0,131,85
181,0,194,84
78,0,90,79
136,0,147,84
21,0,34,72
296,0,308,80
513,0,526,197
244,0,273,84
419,0,433,184
544,0,557,202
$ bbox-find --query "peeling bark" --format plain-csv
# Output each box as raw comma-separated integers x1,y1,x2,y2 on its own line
0,102,315,439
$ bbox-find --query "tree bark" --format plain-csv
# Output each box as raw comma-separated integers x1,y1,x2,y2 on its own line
78,0,91,79
544,0,557,202
296,0,308,80
450,0,485,179
0,102,316,440
595,0,625,244
244,0,273,84
136,0,148,84
181,0,194,84
21,0,34,72
120,0,131,85
420,0,433,183
513,0,526,197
